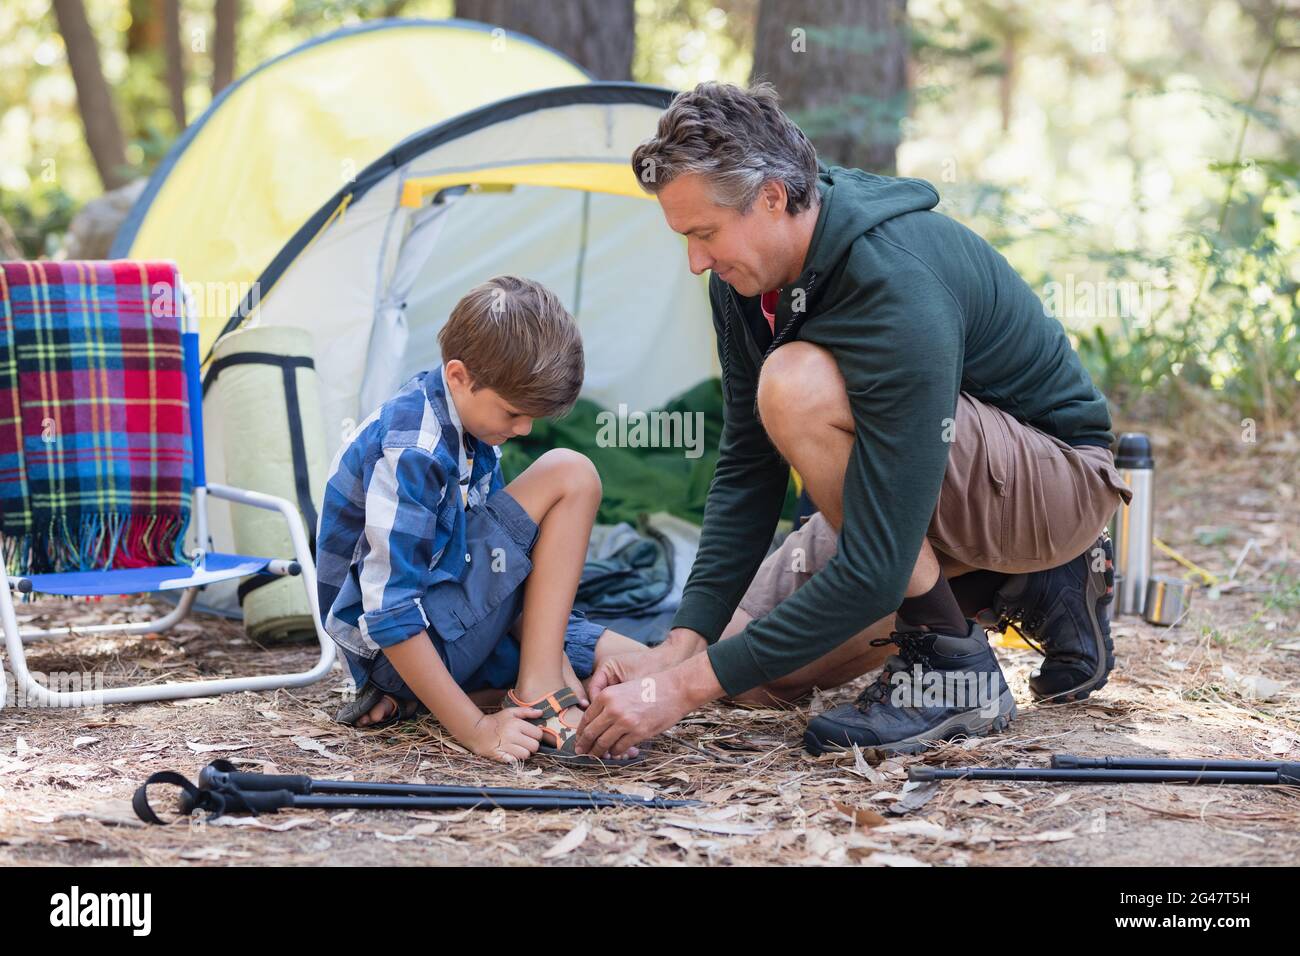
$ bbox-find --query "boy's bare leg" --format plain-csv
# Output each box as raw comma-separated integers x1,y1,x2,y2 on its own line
468,630,646,708
502,449,602,727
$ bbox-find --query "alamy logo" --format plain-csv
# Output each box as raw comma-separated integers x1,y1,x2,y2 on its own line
889,665,1003,718
49,886,151,936
594,405,705,460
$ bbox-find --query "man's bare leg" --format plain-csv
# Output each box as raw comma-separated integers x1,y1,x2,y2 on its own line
721,606,897,706
719,341,965,704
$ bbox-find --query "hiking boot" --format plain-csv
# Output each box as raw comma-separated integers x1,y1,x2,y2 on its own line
980,533,1116,702
803,620,1016,756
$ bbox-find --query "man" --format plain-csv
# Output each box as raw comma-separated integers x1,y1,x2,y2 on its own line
575,82,1133,758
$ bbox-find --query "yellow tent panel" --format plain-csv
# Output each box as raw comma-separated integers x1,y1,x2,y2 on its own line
399,162,655,207
115,20,589,352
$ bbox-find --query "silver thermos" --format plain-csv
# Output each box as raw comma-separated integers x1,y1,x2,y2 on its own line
1111,432,1154,616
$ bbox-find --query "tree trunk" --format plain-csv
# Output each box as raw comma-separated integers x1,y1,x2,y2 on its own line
52,0,130,190
212,0,238,96
750,0,909,174
163,0,186,130
127,0,163,55
454,0,635,80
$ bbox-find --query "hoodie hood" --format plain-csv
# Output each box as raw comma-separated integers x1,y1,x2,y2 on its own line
801,164,940,280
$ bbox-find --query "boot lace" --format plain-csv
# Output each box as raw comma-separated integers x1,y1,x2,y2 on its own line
855,630,931,708
987,603,1048,656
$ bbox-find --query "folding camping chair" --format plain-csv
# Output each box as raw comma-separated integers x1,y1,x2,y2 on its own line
0,261,334,710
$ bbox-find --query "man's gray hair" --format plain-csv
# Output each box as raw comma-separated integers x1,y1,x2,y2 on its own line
631,81,820,215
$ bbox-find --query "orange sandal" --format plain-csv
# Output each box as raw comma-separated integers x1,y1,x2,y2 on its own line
502,686,643,768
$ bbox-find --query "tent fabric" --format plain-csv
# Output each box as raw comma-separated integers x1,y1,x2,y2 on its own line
217,85,718,464
499,381,799,528
183,83,727,619
111,18,591,355
207,325,329,641
399,160,652,205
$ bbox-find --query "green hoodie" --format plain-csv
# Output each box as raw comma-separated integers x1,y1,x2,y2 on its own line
674,165,1114,696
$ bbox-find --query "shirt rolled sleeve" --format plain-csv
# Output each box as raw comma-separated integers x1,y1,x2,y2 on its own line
357,443,449,649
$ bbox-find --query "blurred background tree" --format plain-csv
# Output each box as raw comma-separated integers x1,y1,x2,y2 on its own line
0,0,1295,432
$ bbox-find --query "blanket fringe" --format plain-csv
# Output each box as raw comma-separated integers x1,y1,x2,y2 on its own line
4,511,191,603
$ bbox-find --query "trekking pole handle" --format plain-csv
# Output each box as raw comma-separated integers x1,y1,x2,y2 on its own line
201,760,312,794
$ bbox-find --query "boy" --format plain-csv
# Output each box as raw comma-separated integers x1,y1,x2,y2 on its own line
315,275,643,764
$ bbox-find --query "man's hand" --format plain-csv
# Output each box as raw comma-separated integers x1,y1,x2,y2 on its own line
575,649,724,758
587,627,708,701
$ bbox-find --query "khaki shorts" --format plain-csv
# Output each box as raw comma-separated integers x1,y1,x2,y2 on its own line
738,392,1134,620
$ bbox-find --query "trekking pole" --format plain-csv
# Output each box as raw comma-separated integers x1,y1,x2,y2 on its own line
133,766,699,824
908,762,1300,786
197,759,694,808
1051,753,1292,772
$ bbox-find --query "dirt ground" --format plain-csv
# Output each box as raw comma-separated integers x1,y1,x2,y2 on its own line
1,436,1297,867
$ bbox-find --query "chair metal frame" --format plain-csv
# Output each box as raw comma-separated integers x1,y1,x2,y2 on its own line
0,272,335,710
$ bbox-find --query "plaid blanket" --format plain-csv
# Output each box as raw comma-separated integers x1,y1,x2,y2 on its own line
0,261,193,576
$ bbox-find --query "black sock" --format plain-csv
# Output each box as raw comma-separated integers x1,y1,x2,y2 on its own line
948,570,1011,618
898,575,968,635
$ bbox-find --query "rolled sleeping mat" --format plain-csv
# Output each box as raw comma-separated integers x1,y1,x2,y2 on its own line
207,326,329,643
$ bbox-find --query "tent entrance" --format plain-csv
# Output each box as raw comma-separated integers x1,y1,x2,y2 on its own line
363,182,715,420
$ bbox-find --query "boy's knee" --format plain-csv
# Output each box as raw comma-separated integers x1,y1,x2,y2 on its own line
537,448,601,498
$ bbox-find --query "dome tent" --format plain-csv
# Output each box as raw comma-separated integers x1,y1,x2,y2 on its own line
190,82,719,618
110,18,592,354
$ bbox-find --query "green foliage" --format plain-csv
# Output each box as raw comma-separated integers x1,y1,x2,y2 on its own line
0,184,77,258
2,0,1295,432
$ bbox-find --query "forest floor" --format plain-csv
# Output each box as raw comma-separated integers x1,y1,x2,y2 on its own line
1,434,1297,867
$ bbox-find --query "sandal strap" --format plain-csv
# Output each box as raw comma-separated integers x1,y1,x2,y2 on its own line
504,686,582,722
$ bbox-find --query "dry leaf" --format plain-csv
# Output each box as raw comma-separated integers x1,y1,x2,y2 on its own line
180,846,251,860
851,745,885,783
889,781,939,815
834,800,888,829
208,815,315,830
861,851,930,867
657,817,769,835
610,783,655,800
654,826,695,850
952,788,1018,808
1221,664,1285,700
875,819,963,841
542,822,589,858
1018,830,1076,842
72,736,100,749
186,741,251,754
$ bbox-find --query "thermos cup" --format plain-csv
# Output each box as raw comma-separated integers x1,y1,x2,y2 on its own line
1111,432,1154,616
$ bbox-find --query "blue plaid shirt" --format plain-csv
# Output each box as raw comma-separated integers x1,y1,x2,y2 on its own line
315,365,503,660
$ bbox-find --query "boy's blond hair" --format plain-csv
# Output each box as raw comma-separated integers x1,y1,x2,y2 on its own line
437,275,584,417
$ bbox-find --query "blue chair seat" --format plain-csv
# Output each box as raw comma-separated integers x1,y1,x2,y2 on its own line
19,553,276,597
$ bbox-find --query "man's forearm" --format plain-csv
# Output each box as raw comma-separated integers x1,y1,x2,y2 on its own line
658,627,708,666
664,646,726,710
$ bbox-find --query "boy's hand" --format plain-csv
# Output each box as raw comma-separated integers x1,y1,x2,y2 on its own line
466,707,545,763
